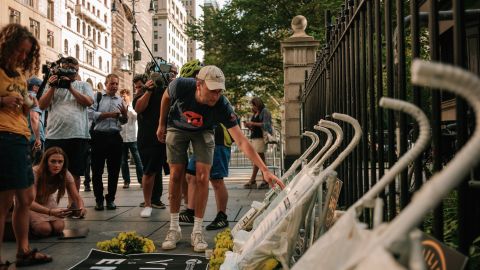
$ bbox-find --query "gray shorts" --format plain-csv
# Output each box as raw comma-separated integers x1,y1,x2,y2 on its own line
166,127,215,165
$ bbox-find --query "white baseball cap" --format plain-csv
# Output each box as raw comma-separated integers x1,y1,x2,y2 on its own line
196,65,226,91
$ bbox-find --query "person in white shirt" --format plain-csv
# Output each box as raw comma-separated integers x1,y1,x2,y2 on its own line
119,89,143,188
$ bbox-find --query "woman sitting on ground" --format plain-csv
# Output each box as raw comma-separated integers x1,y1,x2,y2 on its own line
29,147,86,237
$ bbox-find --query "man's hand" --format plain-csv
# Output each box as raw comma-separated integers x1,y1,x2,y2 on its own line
33,138,42,151
145,79,154,91
262,170,285,190
47,75,58,86
156,126,166,143
117,102,128,117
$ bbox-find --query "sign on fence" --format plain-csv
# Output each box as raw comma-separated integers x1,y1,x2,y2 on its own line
69,249,208,270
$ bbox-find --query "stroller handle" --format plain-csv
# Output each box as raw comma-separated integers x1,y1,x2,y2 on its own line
312,120,344,171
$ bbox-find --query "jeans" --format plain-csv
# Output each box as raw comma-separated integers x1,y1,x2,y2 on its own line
121,142,143,184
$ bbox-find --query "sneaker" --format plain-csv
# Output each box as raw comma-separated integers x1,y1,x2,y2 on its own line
123,183,130,189
206,212,229,230
161,230,182,250
84,183,91,192
179,209,194,223
139,202,167,209
191,231,208,252
140,207,152,218
151,202,166,209
94,202,104,211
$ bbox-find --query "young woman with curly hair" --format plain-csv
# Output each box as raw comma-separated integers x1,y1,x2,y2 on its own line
30,147,86,237
0,23,52,267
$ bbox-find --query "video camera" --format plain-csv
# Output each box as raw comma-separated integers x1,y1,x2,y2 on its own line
144,57,174,91
41,57,78,89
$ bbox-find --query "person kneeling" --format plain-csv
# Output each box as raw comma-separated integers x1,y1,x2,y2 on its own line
29,147,86,237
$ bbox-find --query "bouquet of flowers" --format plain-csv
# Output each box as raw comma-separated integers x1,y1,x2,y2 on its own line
96,231,155,254
209,229,234,270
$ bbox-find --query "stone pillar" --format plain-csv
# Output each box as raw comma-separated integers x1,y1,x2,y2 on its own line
280,15,320,169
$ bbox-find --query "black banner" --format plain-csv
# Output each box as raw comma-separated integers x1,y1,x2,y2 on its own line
69,249,208,270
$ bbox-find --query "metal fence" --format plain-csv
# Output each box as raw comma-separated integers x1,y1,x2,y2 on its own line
230,128,283,176
301,0,480,255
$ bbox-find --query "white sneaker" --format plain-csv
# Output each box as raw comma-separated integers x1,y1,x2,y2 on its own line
191,231,208,252
162,229,182,250
140,207,152,218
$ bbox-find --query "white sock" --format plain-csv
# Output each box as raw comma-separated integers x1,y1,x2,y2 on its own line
170,213,180,231
193,217,203,233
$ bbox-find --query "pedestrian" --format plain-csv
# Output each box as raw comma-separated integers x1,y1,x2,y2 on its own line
26,76,45,165
88,74,127,211
119,88,143,189
157,65,284,252
181,124,233,230
29,147,86,238
38,56,94,194
133,73,168,218
243,97,273,189
0,23,52,267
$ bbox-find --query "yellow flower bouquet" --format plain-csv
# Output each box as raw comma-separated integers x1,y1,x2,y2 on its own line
209,229,234,270
96,231,155,254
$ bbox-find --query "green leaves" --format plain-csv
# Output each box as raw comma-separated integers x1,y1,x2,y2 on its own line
187,0,343,112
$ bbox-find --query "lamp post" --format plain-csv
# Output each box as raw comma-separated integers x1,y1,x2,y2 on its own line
113,0,157,87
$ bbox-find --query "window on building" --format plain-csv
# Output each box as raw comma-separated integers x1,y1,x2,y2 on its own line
88,25,91,37
93,29,96,42
9,8,21,24
29,19,40,39
104,36,108,48
98,32,101,44
87,2,90,10
82,22,86,35
18,0,34,7
153,18,158,26
107,61,110,73
87,51,93,65
104,14,107,22
47,30,54,48
67,12,71,27
82,0,85,6
154,31,158,39
99,56,102,70
77,18,80,32
154,44,158,52
64,39,69,55
75,44,80,59
47,1,54,21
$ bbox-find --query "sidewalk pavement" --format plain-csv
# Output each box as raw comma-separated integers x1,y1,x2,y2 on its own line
1,168,268,269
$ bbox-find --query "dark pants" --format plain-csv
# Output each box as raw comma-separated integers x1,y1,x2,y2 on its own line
151,173,163,204
91,131,122,204
121,142,143,184
84,144,92,185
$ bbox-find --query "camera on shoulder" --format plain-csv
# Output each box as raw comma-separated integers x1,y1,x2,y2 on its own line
42,57,78,89
144,57,173,91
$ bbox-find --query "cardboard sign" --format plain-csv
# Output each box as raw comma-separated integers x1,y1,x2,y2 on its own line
422,234,468,270
69,249,208,270
324,178,343,230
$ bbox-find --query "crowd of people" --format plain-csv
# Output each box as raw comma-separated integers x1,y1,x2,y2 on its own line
0,23,283,267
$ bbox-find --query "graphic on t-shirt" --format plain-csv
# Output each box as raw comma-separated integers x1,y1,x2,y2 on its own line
183,111,203,127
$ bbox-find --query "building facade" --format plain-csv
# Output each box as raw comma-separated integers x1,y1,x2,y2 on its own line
63,0,112,91
152,0,188,68
1,0,112,91
1,0,63,76
181,0,197,62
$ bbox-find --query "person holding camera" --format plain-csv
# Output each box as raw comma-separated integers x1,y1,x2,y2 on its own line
0,23,52,267
39,56,94,195
29,147,86,238
157,65,285,252
88,74,127,211
133,74,168,218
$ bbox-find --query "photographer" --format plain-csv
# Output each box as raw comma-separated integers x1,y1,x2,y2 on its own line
88,74,127,211
38,56,94,194
133,72,169,218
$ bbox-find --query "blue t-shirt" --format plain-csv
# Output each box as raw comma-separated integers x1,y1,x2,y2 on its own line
167,77,238,131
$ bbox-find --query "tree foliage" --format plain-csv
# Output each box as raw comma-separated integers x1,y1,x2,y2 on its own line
186,0,343,108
